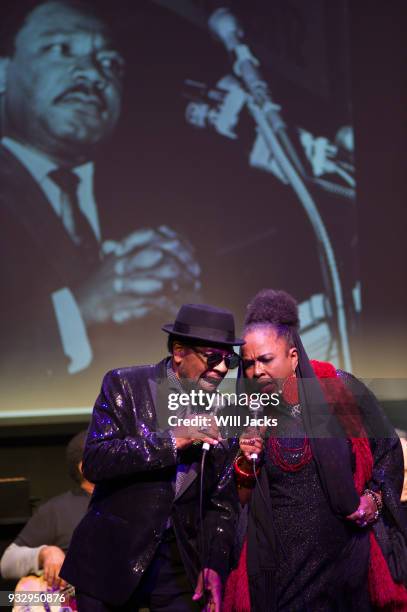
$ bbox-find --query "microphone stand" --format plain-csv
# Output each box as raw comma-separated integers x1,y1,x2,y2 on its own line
208,8,352,371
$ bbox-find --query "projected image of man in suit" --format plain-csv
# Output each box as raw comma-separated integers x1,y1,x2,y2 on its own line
0,0,200,407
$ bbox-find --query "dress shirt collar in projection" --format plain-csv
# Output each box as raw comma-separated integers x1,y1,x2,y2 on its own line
1,136,101,241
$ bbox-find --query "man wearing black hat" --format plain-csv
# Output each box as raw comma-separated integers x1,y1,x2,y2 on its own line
61,303,242,611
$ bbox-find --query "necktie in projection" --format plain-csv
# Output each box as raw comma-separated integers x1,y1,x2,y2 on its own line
48,167,100,266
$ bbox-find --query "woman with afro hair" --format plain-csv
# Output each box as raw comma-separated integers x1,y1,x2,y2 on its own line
224,289,407,611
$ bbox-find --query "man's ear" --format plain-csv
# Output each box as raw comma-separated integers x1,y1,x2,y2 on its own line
0,58,9,94
172,341,186,365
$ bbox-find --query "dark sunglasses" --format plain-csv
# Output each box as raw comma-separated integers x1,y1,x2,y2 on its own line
191,348,241,369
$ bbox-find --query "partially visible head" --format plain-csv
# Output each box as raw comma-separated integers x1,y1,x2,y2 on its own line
168,334,240,392
242,289,299,390
0,0,124,164
163,303,244,392
66,429,88,485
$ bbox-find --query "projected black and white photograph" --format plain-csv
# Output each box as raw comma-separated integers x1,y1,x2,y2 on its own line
0,0,358,410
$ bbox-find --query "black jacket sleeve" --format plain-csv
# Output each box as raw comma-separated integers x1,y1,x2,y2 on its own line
83,369,177,483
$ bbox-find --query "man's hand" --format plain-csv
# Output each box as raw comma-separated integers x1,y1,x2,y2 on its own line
172,419,221,450
38,546,66,588
192,568,222,612
346,493,379,527
75,226,201,326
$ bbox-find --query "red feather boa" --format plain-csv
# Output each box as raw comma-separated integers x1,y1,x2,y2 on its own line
223,361,407,611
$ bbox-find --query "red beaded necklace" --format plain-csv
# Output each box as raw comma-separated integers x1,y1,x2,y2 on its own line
268,372,313,472
268,435,312,472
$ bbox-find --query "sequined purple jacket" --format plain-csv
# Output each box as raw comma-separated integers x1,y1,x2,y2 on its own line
61,359,239,605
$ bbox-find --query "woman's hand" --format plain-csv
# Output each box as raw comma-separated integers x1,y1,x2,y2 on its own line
346,492,380,527
239,432,263,461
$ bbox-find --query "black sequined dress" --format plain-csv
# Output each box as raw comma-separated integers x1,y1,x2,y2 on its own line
249,403,371,612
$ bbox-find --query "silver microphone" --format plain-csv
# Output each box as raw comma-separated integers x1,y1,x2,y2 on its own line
248,397,263,461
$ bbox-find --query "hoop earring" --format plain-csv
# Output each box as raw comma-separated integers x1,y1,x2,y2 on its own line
280,373,299,405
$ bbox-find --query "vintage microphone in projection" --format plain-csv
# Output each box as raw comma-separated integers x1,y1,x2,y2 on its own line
208,8,352,371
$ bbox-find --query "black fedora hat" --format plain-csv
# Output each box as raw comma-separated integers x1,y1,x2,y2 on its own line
162,304,244,346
